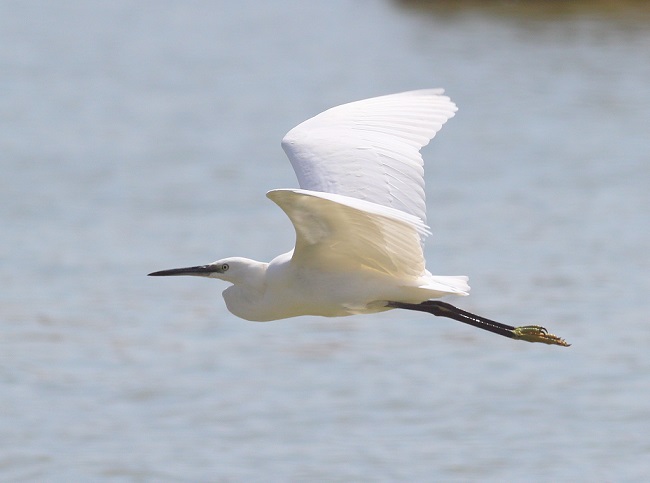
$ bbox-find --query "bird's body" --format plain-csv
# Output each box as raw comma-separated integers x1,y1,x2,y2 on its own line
229,188,469,322
219,250,466,322
150,90,569,346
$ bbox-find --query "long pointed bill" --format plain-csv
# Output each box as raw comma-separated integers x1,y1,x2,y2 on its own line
148,265,221,277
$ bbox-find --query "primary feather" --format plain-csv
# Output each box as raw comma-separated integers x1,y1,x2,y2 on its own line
281,89,457,223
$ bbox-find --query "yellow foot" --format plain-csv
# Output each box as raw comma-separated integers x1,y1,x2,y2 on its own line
511,325,571,347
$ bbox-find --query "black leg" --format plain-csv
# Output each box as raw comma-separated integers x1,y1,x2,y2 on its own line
386,300,570,346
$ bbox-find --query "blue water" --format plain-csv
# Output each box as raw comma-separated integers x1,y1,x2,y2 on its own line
2,1,650,481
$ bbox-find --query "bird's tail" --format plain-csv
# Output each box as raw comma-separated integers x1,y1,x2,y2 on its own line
418,275,470,297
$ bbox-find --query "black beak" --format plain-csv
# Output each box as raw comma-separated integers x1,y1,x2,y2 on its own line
148,265,221,277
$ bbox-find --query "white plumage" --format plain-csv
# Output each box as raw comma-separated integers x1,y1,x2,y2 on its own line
151,89,468,320
281,88,456,223
149,90,570,346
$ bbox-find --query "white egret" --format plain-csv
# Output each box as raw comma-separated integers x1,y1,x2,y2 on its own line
150,89,569,346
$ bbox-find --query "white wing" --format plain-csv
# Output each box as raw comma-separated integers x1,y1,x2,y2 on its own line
267,189,429,279
281,89,457,223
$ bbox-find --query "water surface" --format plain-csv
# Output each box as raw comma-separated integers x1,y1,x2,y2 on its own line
1,1,649,481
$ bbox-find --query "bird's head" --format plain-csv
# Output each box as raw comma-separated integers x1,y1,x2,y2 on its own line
148,257,266,285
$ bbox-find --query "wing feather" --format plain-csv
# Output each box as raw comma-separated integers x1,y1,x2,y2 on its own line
267,189,429,279
281,89,456,223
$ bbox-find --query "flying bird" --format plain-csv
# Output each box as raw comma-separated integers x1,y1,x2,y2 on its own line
149,89,569,346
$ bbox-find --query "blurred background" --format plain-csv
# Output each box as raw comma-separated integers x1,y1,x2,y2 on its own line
1,1,649,481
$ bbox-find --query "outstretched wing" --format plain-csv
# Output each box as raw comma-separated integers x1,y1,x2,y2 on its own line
281,89,457,223
267,189,429,279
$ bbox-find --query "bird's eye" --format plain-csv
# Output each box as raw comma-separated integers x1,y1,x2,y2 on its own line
221,263,229,272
